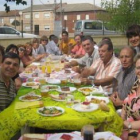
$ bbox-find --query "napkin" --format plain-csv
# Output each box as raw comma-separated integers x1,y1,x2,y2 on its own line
15,101,44,110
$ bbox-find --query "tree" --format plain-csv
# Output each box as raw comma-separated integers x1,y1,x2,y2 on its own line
4,0,27,12
100,0,140,33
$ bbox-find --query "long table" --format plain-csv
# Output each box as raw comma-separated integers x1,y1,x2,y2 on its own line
0,84,123,140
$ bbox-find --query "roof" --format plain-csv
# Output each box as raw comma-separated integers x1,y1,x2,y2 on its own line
56,3,104,12
22,4,56,12
0,10,19,17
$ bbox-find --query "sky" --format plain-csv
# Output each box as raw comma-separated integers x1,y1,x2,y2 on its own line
0,0,103,11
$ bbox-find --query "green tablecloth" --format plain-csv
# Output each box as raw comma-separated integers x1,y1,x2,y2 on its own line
0,85,123,140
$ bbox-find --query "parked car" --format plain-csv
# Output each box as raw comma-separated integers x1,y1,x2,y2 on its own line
0,26,39,38
74,20,121,36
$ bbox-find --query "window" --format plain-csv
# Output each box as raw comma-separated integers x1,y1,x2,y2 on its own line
77,15,80,20
85,22,102,30
44,13,50,18
25,26,30,31
64,15,67,20
44,25,50,30
0,18,3,23
9,18,14,23
34,13,39,18
86,15,89,20
5,28,17,34
25,14,30,19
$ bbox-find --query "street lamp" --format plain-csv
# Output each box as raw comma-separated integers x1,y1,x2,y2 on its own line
19,11,23,38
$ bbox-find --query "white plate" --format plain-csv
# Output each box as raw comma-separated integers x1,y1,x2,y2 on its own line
37,106,64,116
22,82,40,87
19,94,41,102
94,132,121,140
31,62,41,66
72,103,99,112
50,94,66,102
48,133,82,140
47,78,61,84
41,85,60,91
86,96,110,104
57,87,77,94
78,87,98,95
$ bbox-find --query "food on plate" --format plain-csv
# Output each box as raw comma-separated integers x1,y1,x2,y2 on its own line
60,134,73,140
98,139,105,140
61,86,70,91
32,73,38,77
38,107,63,115
50,93,67,100
28,78,34,82
26,82,39,86
99,101,110,112
22,133,45,140
48,85,58,90
65,69,71,74
81,101,91,109
21,95,41,101
79,87,97,95
80,87,94,92
90,98,106,104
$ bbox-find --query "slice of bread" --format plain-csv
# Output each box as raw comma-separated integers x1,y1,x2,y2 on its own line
22,133,46,140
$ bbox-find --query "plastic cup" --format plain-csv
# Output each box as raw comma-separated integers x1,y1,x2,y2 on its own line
73,78,81,88
41,65,46,73
39,78,46,85
40,88,49,98
46,65,52,74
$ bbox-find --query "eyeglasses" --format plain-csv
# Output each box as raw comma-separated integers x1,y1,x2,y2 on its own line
19,48,25,52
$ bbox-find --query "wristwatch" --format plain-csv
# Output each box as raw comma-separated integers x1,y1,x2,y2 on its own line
128,122,132,129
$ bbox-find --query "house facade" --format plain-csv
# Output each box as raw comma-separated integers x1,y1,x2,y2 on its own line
0,3,105,37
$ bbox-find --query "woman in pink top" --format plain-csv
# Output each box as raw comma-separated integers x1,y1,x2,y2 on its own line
71,35,85,58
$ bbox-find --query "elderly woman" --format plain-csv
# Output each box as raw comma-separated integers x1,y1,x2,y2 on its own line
121,54,140,140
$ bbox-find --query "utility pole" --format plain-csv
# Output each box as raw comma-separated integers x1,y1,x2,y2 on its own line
93,0,95,19
15,9,16,29
60,0,63,31
30,0,33,34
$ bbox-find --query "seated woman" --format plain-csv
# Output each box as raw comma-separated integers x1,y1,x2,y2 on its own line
121,54,140,140
21,42,42,67
70,35,85,58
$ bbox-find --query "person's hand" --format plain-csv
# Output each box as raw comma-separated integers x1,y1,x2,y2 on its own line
124,120,130,129
80,68,90,78
72,66,81,73
110,92,123,106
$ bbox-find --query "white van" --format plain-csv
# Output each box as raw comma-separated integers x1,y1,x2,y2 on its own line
0,26,39,38
74,20,120,36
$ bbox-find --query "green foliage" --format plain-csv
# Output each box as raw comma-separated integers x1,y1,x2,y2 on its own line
4,0,27,12
100,0,140,33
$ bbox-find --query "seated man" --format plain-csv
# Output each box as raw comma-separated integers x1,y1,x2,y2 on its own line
0,52,20,112
46,35,61,55
59,30,76,55
110,47,137,109
80,40,121,94
64,36,99,73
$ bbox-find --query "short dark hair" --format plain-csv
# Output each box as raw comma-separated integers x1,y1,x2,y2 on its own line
0,45,5,59
126,24,140,38
98,40,113,51
2,52,20,64
6,44,19,55
49,34,55,41
74,34,83,40
62,30,68,36
102,37,111,42
81,35,94,43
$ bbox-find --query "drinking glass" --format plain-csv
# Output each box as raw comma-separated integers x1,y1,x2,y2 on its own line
81,124,94,140
65,95,74,108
